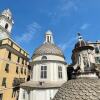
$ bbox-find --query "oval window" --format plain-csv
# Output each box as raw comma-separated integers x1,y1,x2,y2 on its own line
5,23,8,29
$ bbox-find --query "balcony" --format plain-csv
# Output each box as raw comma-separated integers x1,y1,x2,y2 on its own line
12,78,20,87
12,78,25,87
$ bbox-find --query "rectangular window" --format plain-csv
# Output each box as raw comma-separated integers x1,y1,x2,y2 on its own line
8,51,11,60
24,69,26,75
17,56,20,63
58,66,62,79
21,67,23,74
11,42,13,47
0,94,3,100
2,77,6,87
20,48,21,52
95,57,100,63
5,64,9,73
25,61,27,65
22,58,24,64
0,41,2,46
95,47,99,53
41,66,47,79
16,66,19,74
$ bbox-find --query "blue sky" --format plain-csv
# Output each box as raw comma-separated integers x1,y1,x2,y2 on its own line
1,0,100,63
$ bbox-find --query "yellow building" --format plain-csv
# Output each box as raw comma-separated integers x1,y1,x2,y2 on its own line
0,9,29,100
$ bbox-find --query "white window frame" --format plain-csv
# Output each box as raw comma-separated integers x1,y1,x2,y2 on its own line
58,66,62,79
41,66,47,79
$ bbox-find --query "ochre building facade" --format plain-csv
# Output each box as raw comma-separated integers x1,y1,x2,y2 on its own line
0,9,30,100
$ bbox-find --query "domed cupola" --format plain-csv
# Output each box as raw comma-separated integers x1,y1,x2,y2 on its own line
32,30,64,58
74,33,94,51
71,33,95,67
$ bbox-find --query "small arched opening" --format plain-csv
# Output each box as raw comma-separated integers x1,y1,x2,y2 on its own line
5,23,8,29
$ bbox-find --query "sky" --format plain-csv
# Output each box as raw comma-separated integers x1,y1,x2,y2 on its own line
1,0,100,64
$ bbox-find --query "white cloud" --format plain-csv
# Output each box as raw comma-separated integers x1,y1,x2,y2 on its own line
60,0,78,13
15,22,41,43
80,23,90,30
48,0,79,25
56,1,77,15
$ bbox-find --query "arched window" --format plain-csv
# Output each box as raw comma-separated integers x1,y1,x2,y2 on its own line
41,56,47,60
58,66,62,79
5,23,8,29
41,66,47,79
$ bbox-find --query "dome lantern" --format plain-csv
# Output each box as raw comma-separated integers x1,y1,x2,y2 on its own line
44,30,54,44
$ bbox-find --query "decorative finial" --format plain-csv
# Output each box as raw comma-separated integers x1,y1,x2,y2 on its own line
77,32,82,41
77,32,81,36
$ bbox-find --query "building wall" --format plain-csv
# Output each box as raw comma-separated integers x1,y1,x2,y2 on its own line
20,55,67,100
89,42,100,64
0,38,29,100
19,88,58,100
32,62,67,82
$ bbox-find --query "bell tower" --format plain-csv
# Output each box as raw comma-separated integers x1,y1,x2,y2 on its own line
0,9,14,39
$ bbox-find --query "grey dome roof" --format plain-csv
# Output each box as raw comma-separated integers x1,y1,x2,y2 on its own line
33,43,64,57
53,78,100,100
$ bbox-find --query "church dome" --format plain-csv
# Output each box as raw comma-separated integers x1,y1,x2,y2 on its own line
33,43,64,57
75,40,89,48
53,78,100,100
73,33,94,51
75,33,89,48
32,30,64,58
